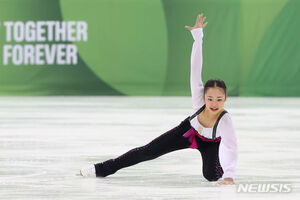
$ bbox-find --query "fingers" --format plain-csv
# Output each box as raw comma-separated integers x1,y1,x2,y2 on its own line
197,13,207,28
202,22,208,28
195,14,201,26
196,13,203,26
201,16,206,24
185,25,192,30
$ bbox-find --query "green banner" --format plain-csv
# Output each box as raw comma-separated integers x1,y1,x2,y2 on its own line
0,0,299,96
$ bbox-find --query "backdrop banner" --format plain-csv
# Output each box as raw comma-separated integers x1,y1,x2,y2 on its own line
0,0,299,96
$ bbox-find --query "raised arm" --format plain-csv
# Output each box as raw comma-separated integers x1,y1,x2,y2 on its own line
190,28,204,112
185,14,208,113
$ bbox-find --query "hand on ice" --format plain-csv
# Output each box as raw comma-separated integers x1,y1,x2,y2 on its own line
218,177,235,185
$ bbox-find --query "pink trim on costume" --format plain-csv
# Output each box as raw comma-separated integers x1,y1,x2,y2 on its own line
183,128,198,149
217,165,224,176
183,128,221,149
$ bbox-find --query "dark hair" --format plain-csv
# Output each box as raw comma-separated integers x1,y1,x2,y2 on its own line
204,79,227,96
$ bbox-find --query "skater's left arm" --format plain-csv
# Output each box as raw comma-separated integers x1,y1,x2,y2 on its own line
218,113,238,185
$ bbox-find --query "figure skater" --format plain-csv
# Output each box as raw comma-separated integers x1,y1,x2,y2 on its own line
80,13,238,185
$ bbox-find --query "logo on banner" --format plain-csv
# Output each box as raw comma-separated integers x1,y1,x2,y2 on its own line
1,21,88,66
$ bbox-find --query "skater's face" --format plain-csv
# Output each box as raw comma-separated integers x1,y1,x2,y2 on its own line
204,87,227,114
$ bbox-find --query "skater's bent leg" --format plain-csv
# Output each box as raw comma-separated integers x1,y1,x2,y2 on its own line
202,159,223,182
199,145,224,182
95,125,191,177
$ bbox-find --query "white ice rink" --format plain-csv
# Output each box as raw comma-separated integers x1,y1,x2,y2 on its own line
0,96,299,200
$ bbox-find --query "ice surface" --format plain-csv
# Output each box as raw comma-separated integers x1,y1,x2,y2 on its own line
0,96,299,199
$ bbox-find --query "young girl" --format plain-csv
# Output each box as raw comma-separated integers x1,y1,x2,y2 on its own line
80,14,238,185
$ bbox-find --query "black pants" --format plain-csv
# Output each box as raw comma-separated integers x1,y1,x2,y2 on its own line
94,117,223,181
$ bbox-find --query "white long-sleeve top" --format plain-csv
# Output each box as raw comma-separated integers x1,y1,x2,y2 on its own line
189,28,238,179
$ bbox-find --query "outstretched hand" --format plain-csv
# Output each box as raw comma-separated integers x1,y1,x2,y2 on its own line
185,13,208,31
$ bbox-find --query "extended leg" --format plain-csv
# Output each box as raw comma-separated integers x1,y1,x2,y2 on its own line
95,121,191,177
